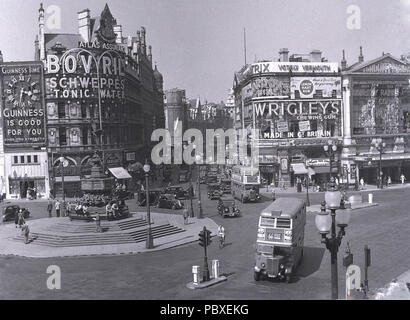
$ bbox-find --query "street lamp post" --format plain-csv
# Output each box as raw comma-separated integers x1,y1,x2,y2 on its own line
323,140,338,185
143,160,154,249
57,156,66,203
315,177,351,300
195,154,204,219
305,174,310,207
372,139,386,189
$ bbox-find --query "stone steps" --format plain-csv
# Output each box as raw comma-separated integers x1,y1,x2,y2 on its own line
14,224,184,247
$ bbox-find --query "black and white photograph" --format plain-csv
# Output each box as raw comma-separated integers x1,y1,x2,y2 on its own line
0,0,409,307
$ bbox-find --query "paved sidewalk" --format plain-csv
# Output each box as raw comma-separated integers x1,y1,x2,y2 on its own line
261,183,410,196
0,212,217,258
306,202,379,214
371,270,410,300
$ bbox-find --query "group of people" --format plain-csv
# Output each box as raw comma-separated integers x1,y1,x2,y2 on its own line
105,200,125,220
359,174,406,190
47,199,63,218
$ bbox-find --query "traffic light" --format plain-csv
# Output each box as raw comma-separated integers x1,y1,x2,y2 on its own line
198,228,212,247
365,246,371,268
205,229,212,246
199,230,205,247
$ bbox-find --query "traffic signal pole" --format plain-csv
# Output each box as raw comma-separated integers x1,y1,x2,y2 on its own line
199,226,211,282
203,230,210,282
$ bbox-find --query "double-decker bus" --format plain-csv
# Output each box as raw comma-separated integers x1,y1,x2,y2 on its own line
231,165,261,203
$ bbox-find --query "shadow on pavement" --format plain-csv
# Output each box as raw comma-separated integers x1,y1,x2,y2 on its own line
295,246,325,278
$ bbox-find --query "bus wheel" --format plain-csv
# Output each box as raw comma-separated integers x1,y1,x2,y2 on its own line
254,271,261,281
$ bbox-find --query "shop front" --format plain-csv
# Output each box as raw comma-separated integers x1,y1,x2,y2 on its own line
5,152,50,199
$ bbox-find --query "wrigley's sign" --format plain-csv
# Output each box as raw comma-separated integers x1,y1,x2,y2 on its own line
252,62,339,74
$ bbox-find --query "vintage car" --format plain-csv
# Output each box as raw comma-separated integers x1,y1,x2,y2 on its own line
137,189,163,206
164,186,188,200
1,204,30,222
217,196,240,218
112,189,135,201
157,194,184,210
207,183,222,200
179,169,190,183
220,178,232,194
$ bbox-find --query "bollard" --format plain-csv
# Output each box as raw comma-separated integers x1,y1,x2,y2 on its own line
368,193,373,204
192,265,200,284
212,260,220,279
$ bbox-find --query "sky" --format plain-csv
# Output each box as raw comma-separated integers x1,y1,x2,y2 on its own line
0,0,409,103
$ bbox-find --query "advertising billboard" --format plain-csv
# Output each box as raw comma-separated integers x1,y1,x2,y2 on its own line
290,77,342,99
0,62,45,146
254,99,342,139
251,61,338,75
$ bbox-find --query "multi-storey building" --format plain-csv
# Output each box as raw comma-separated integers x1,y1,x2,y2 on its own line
233,49,343,187
33,4,164,197
341,49,410,185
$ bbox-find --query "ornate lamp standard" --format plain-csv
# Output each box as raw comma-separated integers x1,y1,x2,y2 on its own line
372,138,386,189
195,154,204,219
315,177,351,300
323,140,338,184
143,160,154,249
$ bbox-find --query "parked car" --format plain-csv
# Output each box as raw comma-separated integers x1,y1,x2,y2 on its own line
157,194,184,210
164,186,188,200
179,169,190,183
137,189,163,206
217,196,240,218
207,183,222,200
113,189,135,201
1,205,30,222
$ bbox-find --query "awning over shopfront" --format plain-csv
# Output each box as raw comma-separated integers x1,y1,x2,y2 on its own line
311,167,330,174
353,153,410,162
291,163,308,175
108,167,132,180
307,167,316,177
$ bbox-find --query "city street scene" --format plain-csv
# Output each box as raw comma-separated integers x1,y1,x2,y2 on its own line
0,0,410,305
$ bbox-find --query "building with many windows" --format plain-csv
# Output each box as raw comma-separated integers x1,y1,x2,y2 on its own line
341,49,410,185
233,49,343,188
34,3,164,197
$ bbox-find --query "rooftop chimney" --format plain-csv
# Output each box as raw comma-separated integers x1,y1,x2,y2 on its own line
141,27,146,55
113,25,123,44
78,9,91,43
341,49,347,70
310,50,322,62
359,46,364,62
148,45,152,66
279,48,289,62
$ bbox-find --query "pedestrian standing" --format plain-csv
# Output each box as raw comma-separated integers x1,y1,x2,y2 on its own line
401,174,406,185
95,213,102,233
183,207,189,225
22,223,30,244
360,178,365,190
47,199,53,218
18,209,25,229
387,176,392,188
105,202,112,220
55,199,61,218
